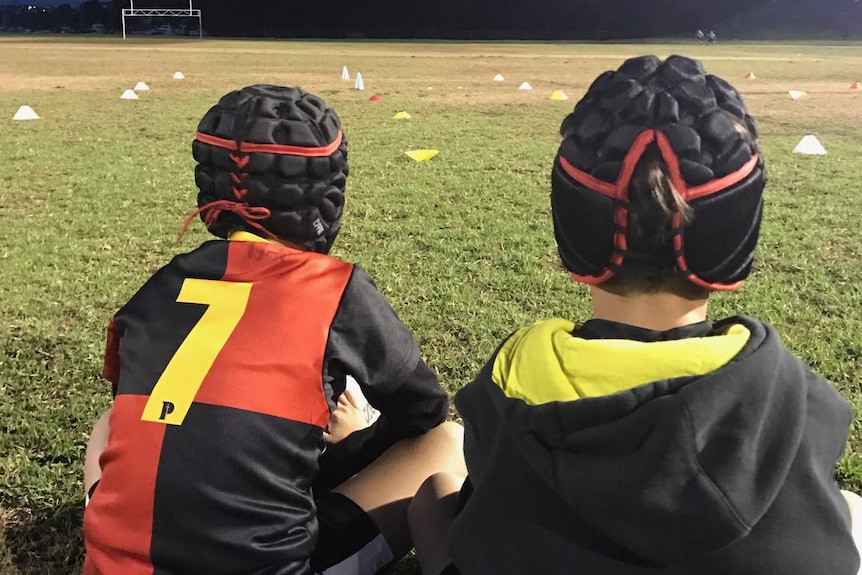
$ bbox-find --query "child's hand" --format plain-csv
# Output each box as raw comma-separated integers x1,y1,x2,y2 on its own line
323,389,372,444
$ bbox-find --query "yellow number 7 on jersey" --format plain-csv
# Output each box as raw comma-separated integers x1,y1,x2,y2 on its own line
141,278,253,426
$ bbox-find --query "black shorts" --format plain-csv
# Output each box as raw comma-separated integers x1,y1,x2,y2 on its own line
86,482,391,574
312,491,393,574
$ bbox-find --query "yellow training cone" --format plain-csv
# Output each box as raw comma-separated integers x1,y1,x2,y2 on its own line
550,90,569,101
405,149,439,162
393,111,412,120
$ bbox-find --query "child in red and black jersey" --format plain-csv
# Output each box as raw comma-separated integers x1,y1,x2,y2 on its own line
83,85,465,575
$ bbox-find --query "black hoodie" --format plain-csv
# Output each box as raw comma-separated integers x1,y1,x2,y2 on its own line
448,316,858,574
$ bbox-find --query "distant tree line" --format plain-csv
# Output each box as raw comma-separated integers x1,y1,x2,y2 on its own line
1,1,112,32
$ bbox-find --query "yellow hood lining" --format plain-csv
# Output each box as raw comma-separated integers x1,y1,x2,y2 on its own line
492,319,751,405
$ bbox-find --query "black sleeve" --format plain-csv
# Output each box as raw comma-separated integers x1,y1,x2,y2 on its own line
316,266,449,490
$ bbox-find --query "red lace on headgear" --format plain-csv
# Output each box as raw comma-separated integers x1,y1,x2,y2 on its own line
177,200,278,244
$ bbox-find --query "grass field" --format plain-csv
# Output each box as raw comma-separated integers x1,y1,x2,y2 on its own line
1,36,861,573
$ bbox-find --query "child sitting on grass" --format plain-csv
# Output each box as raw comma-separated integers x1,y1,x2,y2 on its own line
408,55,862,575
82,84,465,575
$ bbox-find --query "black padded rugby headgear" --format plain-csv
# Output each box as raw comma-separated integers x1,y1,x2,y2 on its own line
551,55,765,291
192,85,347,253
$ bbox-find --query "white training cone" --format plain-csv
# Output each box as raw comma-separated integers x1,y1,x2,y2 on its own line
354,73,364,91
121,89,139,100
13,105,39,120
172,71,185,80
493,74,504,82
519,82,533,91
788,90,807,100
793,135,826,155
134,81,150,91
341,66,350,80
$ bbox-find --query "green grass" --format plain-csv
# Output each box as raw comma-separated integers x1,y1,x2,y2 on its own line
1,37,862,573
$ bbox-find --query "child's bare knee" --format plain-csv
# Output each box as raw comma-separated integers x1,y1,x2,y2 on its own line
421,421,466,474
409,472,463,521
428,420,464,448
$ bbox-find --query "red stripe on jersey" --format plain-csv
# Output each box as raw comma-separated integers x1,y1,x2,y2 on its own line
192,241,353,428
84,395,165,575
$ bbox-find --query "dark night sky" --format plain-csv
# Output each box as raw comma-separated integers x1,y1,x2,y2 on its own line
111,0,766,38
29,0,861,39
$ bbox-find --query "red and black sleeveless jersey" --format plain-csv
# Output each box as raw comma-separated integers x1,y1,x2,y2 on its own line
83,234,448,575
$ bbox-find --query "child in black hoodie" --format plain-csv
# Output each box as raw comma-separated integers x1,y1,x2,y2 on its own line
408,55,862,575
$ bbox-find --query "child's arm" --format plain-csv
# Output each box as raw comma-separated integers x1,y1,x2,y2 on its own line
84,315,123,499
84,408,111,498
318,266,449,486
